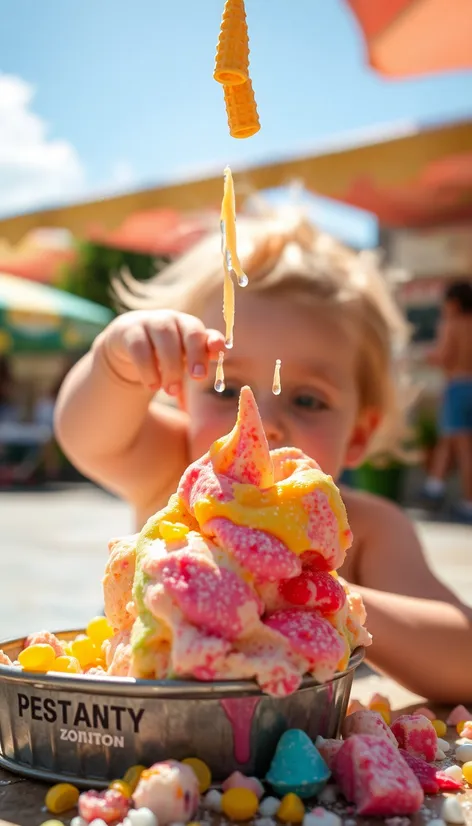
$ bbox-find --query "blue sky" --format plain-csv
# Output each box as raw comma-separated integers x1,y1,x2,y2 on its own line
1,0,471,244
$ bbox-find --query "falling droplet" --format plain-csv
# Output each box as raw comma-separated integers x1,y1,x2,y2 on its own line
225,336,233,349
272,359,282,395
214,351,226,393
237,272,249,287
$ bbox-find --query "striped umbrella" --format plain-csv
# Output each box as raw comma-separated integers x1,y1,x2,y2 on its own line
0,272,113,354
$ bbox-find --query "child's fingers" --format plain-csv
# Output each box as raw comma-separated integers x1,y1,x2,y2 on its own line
123,326,160,388
178,316,216,379
206,328,226,361
146,320,183,396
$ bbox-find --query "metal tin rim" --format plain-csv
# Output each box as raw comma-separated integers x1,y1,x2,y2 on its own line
0,629,364,697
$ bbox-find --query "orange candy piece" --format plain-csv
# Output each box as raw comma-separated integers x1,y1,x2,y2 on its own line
214,0,249,85
223,79,260,139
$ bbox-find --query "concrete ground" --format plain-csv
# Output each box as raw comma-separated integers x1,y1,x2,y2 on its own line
0,484,471,705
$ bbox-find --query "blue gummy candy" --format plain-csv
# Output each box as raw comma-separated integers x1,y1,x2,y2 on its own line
266,729,331,799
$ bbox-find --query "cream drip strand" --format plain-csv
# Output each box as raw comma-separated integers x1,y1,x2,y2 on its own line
214,351,226,393
272,359,282,395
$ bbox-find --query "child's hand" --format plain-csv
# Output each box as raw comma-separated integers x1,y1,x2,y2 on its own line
99,310,225,395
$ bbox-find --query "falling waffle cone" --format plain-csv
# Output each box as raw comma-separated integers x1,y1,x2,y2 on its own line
224,78,260,138
214,0,250,86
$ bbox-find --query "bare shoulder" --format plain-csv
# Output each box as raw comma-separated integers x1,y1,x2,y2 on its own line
339,486,424,591
340,485,411,541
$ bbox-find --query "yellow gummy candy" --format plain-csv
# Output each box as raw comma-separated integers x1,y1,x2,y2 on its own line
40,822,66,826
278,793,305,824
45,782,80,814
50,655,81,674
370,703,391,725
19,644,56,673
222,788,259,821
123,764,147,792
182,757,212,793
432,719,447,737
109,779,133,798
69,636,98,668
457,720,467,735
86,615,114,644
462,761,472,783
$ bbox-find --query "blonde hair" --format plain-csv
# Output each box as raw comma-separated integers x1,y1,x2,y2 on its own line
113,215,414,463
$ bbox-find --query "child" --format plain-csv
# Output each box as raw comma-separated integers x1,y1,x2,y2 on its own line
55,218,472,703
425,280,472,521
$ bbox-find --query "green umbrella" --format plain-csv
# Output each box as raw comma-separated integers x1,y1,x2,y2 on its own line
0,272,113,353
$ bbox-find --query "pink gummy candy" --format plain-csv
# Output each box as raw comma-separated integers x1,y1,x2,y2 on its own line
342,710,398,746
278,569,346,615
333,734,424,816
414,706,436,721
435,771,464,791
78,789,130,823
447,705,472,726
158,548,262,641
265,609,345,681
206,516,301,582
315,736,343,770
24,630,64,657
222,771,264,799
391,714,437,762
399,750,440,794
399,750,463,794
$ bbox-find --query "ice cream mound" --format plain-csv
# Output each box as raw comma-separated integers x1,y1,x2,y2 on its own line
0,386,370,694
102,386,371,695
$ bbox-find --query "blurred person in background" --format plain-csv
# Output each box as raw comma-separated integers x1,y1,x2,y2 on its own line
0,356,18,422
424,280,472,521
13,361,72,484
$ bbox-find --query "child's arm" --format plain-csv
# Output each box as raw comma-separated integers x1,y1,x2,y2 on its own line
54,310,224,509
347,491,472,702
427,316,456,369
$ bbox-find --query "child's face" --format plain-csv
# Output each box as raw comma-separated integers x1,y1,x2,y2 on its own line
183,291,379,480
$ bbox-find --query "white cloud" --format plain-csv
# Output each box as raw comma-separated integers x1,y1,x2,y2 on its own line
108,159,136,189
0,74,85,217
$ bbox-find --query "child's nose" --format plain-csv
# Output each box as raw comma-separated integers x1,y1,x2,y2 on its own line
257,398,286,445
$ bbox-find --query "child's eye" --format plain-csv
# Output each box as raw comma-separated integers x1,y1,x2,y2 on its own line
211,384,239,400
292,393,328,411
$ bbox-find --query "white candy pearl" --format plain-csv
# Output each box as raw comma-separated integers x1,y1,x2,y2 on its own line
442,764,463,782
70,818,88,826
442,797,466,825
437,738,451,753
89,820,109,826
124,809,158,826
203,789,222,812
436,748,447,760
259,797,281,817
456,743,472,763
428,820,446,826
303,809,342,826
255,818,276,826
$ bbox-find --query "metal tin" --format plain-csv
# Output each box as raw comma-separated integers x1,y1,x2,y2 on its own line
0,630,364,787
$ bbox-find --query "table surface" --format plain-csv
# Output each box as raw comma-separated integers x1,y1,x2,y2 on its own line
1,675,472,826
